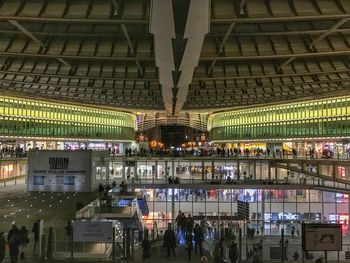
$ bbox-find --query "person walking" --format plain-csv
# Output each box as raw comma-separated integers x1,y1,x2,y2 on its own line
7,224,21,263
0,231,6,263
163,224,176,258
186,214,194,234
193,224,203,256
98,183,104,195
291,226,295,238
19,226,28,258
141,235,151,263
229,240,239,263
212,243,224,263
185,232,193,262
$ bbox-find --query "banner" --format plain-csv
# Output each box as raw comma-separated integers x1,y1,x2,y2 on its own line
302,223,342,251
73,221,113,242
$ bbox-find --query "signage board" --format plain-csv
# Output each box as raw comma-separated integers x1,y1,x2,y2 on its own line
302,223,342,251
237,200,249,220
27,150,90,192
73,221,113,242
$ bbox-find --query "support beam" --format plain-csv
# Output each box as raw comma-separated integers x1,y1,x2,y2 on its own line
278,18,350,71
0,51,155,61
0,16,149,24
208,22,235,74
210,14,350,24
8,20,72,70
0,70,158,82
120,23,144,75
309,18,350,48
199,50,350,61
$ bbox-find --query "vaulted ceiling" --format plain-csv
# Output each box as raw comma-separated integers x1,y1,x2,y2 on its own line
1,0,350,121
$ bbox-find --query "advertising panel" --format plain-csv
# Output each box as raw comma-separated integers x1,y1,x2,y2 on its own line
27,150,91,192
302,224,342,251
73,221,113,242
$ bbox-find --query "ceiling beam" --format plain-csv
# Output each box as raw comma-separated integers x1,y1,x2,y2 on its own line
0,14,347,25
0,30,152,38
8,20,72,69
0,51,155,61
279,18,350,70
308,17,350,48
0,78,160,92
192,67,350,81
200,50,350,61
2,28,350,38
0,16,148,24
120,23,144,76
208,22,236,75
211,14,350,24
189,77,350,91
0,70,158,81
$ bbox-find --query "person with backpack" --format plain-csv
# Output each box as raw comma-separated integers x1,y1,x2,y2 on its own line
0,231,6,263
7,225,20,263
19,226,29,258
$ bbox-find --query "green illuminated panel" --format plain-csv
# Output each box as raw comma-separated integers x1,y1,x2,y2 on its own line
0,95,136,141
209,96,350,141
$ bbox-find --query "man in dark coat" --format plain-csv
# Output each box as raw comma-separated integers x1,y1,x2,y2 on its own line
185,232,193,261
163,224,176,258
141,235,151,263
229,241,239,263
0,231,6,263
194,224,204,256
7,225,21,263
186,214,194,233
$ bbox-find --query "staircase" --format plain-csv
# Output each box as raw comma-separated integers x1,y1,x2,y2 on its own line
137,196,149,216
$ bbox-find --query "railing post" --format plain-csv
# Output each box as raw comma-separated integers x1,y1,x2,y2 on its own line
281,228,284,263
112,227,116,262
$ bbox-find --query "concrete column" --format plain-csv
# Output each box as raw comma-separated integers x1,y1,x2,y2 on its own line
172,187,175,226
133,161,137,180
122,161,125,180
211,160,215,180
237,160,240,180
125,228,131,260
253,161,256,180
155,160,158,180
131,229,134,260
201,160,205,180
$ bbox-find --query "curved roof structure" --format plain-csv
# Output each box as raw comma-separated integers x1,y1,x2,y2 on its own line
1,0,350,122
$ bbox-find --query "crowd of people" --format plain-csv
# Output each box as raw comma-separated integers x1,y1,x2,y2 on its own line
0,147,26,158
0,222,39,263
160,211,205,262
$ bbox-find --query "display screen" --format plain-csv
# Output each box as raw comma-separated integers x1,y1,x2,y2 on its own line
33,176,44,185
64,176,75,185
